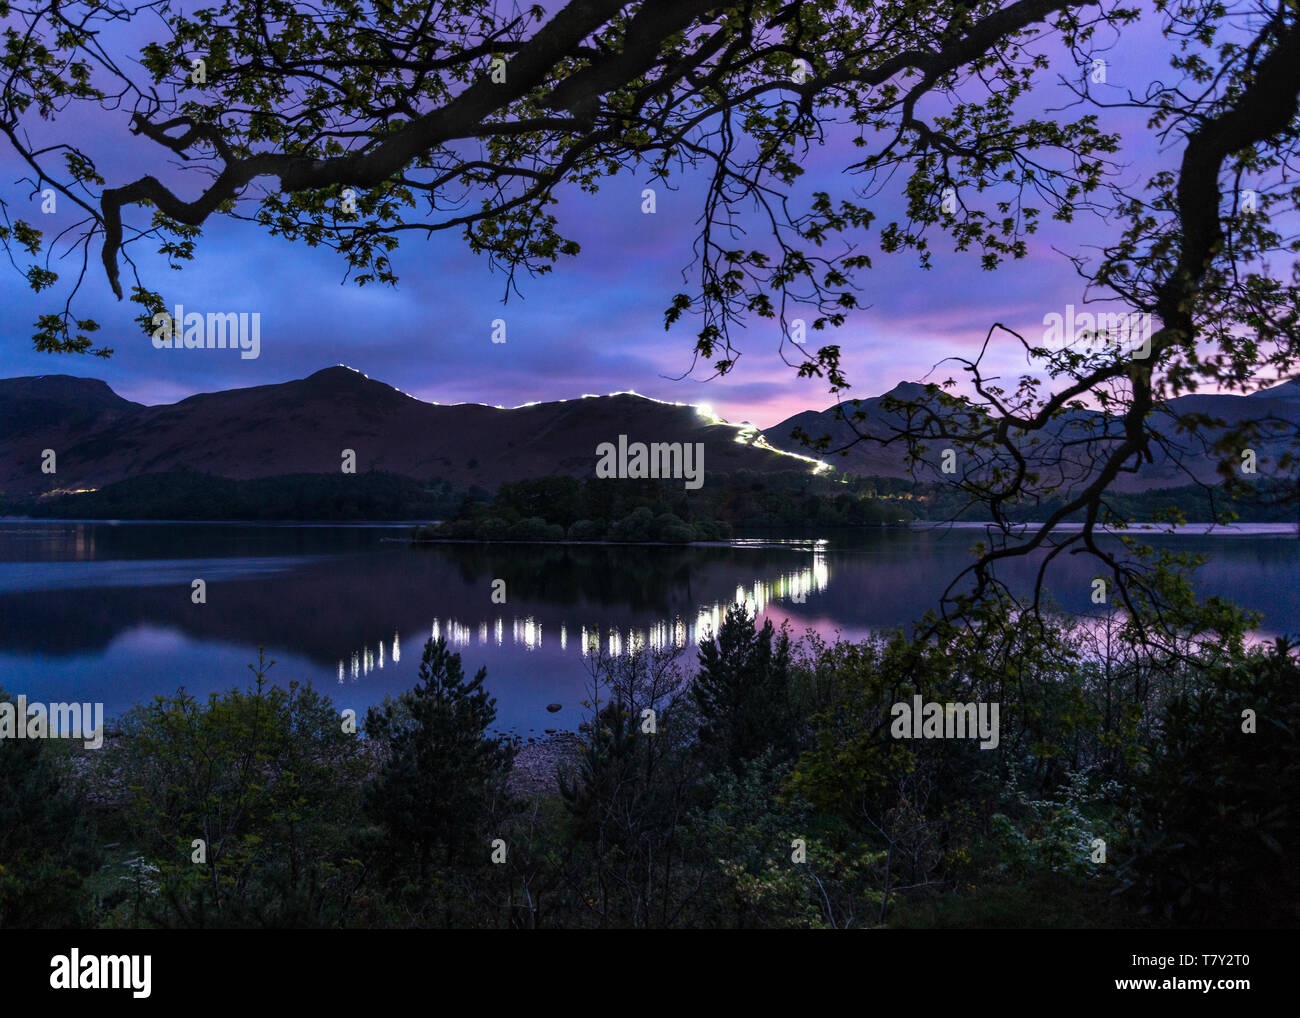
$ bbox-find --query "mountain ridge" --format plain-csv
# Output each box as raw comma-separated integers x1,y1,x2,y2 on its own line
0,366,819,497
763,377,1300,493
2,367,1297,498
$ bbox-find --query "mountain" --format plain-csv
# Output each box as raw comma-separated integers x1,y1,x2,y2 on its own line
5,367,1297,502
0,366,813,497
761,378,1300,493
1248,378,1300,403
0,375,141,439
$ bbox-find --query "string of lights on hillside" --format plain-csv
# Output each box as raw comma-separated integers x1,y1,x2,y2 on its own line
337,542,830,681
333,366,832,473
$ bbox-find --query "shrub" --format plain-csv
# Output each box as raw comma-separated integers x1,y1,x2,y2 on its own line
651,512,695,543
611,506,655,542
566,518,606,541
1125,638,1300,926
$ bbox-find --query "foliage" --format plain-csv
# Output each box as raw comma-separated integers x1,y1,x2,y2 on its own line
684,756,886,929
0,688,98,927
108,651,369,927
9,605,1295,929
6,470,475,521
419,472,904,543
1125,638,1300,927
693,604,798,771
991,768,1127,880
363,637,517,883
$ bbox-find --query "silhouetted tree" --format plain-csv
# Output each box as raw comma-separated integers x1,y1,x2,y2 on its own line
693,604,796,771
364,637,516,879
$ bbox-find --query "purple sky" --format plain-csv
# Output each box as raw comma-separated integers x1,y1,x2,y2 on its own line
0,7,1191,430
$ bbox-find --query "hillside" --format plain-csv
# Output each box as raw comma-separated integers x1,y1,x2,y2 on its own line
0,366,815,497
4,367,1298,504
762,379,1300,493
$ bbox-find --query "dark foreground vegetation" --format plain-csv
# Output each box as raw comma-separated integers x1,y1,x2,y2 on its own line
3,592,1295,929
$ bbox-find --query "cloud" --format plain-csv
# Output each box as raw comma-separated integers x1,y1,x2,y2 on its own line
0,8,1189,425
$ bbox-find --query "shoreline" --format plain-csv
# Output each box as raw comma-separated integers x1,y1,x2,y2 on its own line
3,517,1291,535
913,521,1300,536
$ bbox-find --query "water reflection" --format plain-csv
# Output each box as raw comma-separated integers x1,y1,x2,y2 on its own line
1,522,1296,733
332,541,833,679
340,628,403,681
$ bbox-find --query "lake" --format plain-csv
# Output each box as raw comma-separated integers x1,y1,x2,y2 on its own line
1,520,1296,737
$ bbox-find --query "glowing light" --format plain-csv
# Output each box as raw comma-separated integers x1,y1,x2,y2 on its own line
336,547,832,668
321,378,833,475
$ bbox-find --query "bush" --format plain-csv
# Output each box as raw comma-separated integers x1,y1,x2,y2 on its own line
651,512,695,543
611,506,656,542
1126,637,1300,926
691,519,732,541
477,516,510,541
991,769,1123,880
108,655,369,927
507,516,563,541
0,689,97,927
566,518,606,541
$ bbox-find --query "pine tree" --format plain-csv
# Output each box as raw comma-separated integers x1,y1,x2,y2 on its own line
692,604,796,771
364,637,516,877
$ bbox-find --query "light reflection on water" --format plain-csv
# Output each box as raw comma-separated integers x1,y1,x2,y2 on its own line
333,542,832,680
1,522,1296,732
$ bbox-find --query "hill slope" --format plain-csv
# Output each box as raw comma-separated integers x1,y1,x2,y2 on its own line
0,367,815,496
762,379,1300,493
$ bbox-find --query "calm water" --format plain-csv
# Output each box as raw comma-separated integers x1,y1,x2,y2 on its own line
0,521,1296,735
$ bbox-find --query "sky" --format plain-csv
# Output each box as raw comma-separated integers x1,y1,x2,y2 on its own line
0,4,1195,430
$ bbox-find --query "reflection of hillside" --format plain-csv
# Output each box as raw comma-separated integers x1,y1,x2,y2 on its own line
431,542,712,608
0,535,838,665
2,527,1295,674
338,542,832,676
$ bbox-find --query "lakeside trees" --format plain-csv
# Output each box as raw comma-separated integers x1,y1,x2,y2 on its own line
5,466,1296,528
2,609,1293,929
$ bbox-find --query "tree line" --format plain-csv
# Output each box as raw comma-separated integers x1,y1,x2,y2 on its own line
4,587,1295,928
